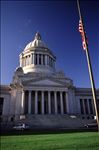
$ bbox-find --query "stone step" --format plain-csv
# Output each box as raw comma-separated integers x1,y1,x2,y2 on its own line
15,115,94,129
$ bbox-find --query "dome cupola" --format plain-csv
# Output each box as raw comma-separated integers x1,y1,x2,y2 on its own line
24,32,48,51
35,32,41,40
19,32,56,74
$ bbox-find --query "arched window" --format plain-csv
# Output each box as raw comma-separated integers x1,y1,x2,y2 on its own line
26,56,28,65
35,54,37,65
0,97,4,116
43,55,45,65
39,54,41,65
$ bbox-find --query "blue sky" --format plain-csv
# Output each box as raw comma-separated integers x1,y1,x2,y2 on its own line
1,0,99,88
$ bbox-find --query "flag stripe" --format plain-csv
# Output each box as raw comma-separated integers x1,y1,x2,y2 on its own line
78,20,87,50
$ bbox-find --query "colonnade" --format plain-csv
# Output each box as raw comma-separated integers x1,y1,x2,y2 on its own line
21,91,68,115
79,98,94,115
20,53,55,68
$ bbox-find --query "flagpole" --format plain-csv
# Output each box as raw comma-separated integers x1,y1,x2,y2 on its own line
77,0,99,131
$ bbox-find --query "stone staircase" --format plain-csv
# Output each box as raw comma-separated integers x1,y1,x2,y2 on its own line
16,114,94,129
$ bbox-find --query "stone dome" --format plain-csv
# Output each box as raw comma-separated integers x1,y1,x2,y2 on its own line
19,32,56,74
24,32,48,51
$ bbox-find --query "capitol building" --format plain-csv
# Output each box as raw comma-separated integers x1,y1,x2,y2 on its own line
1,32,99,128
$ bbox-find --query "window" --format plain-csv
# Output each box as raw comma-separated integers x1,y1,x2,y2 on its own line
50,58,52,67
87,116,90,119
24,91,29,114
82,116,85,119
23,57,25,66
35,54,37,65
49,57,51,66
26,56,28,65
0,97,4,115
39,54,41,65
84,99,89,114
89,99,93,114
80,99,84,114
51,59,53,67
43,55,45,65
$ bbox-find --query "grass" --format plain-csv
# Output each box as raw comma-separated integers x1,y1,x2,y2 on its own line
1,132,99,150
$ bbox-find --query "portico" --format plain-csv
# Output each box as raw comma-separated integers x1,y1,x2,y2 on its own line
21,90,68,115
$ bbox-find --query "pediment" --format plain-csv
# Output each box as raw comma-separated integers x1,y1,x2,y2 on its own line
23,78,65,87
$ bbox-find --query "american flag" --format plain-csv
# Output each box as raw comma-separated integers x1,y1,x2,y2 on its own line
79,20,87,50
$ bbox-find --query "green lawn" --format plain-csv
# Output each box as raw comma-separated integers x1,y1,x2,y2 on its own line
1,132,99,150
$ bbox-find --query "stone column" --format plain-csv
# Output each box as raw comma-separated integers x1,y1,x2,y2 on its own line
25,56,27,66
35,91,38,114
27,56,29,65
25,57,26,66
50,58,52,67
29,55,30,65
47,56,49,65
41,91,44,114
20,58,22,67
29,55,31,65
60,92,64,114
33,54,35,64
53,61,55,69
45,55,47,66
28,56,29,65
21,58,23,67
48,91,51,114
41,54,43,65
23,57,24,66
28,91,31,114
54,92,58,114
26,56,29,65
30,54,33,64
51,59,53,67
49,57,50,66
21,91,25,114
30,54,32,64
24,57,26,66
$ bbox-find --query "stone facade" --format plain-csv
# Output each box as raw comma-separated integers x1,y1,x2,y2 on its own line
0,32,99,126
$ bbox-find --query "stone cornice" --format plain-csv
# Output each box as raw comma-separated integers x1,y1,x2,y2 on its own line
75,87,99,96
23,86,68,92
21,47,56,59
